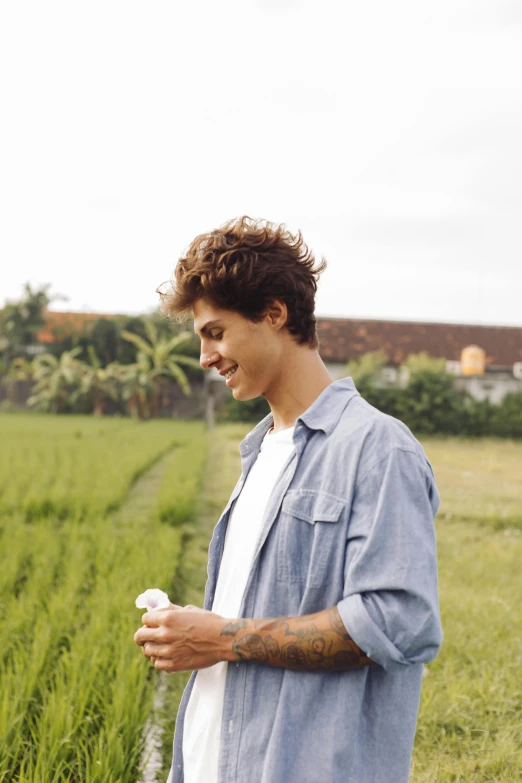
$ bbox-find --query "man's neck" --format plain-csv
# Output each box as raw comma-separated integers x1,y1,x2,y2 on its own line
265,349,334,433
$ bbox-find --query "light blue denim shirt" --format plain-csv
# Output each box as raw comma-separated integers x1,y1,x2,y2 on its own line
169,378,442,783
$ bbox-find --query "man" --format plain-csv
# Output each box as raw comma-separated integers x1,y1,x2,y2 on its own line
134,216,442,783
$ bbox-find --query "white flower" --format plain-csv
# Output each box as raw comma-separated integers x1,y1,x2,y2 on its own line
135,588,170,611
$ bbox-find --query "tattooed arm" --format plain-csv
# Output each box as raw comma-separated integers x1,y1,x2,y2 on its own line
135,605,374,673
220,606,374,671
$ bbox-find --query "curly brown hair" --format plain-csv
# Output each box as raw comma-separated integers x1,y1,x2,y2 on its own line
157,216,327,349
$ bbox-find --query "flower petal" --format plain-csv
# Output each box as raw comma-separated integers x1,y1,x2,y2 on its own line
135,588,170,610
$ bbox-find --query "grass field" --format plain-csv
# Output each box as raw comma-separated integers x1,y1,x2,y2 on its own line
1,413,521,782
412,438,522,782
0,414,208,783
159,427,522,782
185,429,522,783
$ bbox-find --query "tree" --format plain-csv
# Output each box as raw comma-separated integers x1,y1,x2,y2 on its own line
346,349,401,416
346,349,389,390
2,357,34,407
27,347,84,414
395,352,467,435
402,351,447,376
115,352,159,420
113,312,200,365
491,392,522,438
85,318,121,367
119,317,202,418
0,283,65,364
76,346,122,416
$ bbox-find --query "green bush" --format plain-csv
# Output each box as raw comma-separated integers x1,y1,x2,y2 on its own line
353,384,402,419
395,370,468,436
490,392,522,438
460,397,496,437
349,352,522,439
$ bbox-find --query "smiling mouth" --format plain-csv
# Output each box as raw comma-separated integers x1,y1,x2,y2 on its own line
225,365,238,381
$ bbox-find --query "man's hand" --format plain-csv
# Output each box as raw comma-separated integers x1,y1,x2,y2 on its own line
134,604,230,672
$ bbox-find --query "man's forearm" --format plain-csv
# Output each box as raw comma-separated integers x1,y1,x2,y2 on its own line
219,606,375,671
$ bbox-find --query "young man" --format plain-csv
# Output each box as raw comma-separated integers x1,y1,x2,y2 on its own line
134,217,442,783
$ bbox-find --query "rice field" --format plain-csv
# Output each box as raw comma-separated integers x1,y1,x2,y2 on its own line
1,414,521,782
0,414,208,783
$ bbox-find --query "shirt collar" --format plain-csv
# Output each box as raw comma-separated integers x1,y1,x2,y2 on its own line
297,377,360,435
240,377,360,455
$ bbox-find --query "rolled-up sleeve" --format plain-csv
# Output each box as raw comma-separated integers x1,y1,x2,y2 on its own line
337,446,443,672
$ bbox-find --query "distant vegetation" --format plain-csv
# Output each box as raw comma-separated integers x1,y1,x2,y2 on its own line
345,349,522,438
0,283,202,419
2,284,521,436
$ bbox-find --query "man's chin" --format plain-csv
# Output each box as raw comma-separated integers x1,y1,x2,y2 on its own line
233,387,262,402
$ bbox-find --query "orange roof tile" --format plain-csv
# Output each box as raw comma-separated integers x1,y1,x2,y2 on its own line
317,317,522,368
37,311,118,343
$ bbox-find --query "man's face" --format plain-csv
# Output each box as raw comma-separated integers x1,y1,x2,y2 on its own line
193,298,283,401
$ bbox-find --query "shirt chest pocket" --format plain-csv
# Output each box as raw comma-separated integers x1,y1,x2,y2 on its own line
276,489,346,588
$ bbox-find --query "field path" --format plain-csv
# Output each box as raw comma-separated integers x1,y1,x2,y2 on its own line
117,448,178,526
108,445,182,783
133,429,246,783
152,424,249,783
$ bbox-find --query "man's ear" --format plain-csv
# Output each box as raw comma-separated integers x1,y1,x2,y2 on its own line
265,300,288,333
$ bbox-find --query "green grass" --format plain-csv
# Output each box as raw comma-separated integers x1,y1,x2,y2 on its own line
0,413,186,520
2,412,520,782
155,423,208,528
412,519,522,781
163,427,522,783
0,414,208,783
411,438,522,781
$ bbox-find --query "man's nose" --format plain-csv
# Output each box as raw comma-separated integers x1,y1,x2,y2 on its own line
200,350,220,370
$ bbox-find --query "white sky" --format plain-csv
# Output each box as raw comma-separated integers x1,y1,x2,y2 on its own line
1,0,521,326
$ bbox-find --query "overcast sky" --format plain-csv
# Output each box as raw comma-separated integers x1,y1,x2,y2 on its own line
1,0,521,326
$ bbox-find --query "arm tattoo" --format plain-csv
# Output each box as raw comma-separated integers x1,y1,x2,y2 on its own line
328,606,352,640
219,606,374,671
232,634,268,662
220,619,247,636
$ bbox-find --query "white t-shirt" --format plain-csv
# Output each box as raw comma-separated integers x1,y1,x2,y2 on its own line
182,425,296,783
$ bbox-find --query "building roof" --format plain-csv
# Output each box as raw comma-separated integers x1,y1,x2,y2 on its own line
317,317,522,368
37,311,118,343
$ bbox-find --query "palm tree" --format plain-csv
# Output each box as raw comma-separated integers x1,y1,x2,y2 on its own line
0,282,52,364
27,348,84,413
115,351,158,420
77,346,121,416
120,318,201,419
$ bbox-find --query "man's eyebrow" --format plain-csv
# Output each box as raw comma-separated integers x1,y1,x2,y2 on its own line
194,319,223,337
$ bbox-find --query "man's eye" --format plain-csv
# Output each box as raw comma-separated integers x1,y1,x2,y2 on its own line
211,332,223,340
